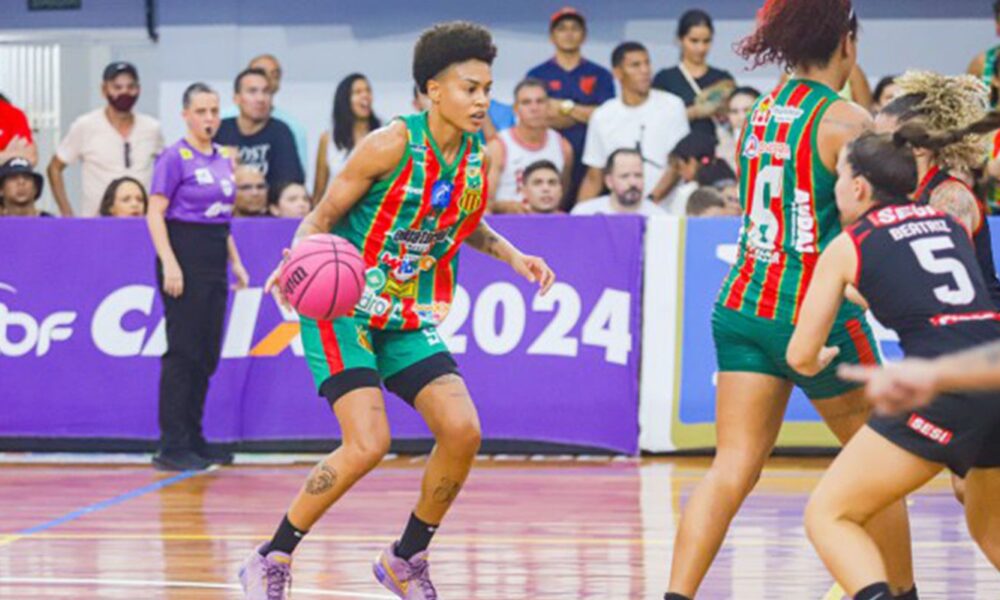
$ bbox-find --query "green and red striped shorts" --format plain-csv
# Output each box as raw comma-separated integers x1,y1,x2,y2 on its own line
712,304,881,400
299,314,451,391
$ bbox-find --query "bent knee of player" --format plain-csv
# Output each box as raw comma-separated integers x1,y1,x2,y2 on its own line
435,414,482,457
706,453,766,500
342,427,391,471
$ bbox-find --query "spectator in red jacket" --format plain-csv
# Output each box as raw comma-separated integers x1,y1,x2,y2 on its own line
0,94,37,166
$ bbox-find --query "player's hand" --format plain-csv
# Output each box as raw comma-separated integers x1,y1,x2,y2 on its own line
264,248,292,310
839,360,939,415
231,261,250,291
816,346,841,372
162,260,184,298
511,253,556,296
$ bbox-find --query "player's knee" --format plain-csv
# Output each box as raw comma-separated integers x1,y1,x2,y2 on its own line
344,429,391,471
709,456,763,499
437,416,482,456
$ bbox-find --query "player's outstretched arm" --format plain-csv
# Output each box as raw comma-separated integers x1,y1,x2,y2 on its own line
786,234,857,376
840,339,1000,415
465,220,555,296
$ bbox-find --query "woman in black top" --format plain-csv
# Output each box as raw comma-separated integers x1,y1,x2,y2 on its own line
653,9,734,140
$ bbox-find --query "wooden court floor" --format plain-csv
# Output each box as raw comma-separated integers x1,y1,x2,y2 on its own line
0,456,996,599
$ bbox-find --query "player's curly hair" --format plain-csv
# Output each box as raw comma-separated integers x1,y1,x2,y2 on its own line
736,0,856,71
413,21,497,94
880,71,991,170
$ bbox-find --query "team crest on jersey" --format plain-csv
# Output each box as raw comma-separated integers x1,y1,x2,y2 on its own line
579,75,597,96
459,189,483,212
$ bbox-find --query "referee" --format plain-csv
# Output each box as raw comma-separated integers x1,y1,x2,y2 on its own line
146,82,249,471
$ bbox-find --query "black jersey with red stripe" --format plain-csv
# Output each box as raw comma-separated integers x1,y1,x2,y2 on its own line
915,166,1000,308
846,204,1000,358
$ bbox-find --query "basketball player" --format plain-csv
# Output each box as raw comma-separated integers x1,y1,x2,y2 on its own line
241,22,555,600
664,2,916,599
875,71,1000,309
787,126,1000,599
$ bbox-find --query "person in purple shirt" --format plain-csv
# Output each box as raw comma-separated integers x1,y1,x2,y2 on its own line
527,6,615,208
146,82,249,472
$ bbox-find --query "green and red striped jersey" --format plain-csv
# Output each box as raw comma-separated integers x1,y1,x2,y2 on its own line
333,112,487,331
718,79,861,324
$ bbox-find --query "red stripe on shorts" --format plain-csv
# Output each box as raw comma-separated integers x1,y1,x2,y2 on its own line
318,320,345,374
844,318,877,365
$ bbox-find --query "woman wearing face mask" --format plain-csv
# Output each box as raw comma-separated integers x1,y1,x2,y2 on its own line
146,82,249,472
99,176,148,217
653,9,735,141
312,73,381,204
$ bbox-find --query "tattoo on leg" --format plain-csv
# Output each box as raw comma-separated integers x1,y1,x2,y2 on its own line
432,477,461,504
305,462,338,495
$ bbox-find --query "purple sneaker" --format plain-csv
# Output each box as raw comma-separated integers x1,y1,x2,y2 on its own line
238,544,292,599
373,542,437,599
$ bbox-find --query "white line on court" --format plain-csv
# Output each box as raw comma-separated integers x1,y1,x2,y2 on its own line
0,577,395,599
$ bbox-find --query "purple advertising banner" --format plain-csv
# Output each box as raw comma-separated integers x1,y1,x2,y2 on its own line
1,216,643,453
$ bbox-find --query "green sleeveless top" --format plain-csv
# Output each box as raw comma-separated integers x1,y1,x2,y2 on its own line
334,112,488,331
719,79,862,325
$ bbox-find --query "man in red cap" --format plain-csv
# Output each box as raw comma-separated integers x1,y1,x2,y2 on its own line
527,6,614,210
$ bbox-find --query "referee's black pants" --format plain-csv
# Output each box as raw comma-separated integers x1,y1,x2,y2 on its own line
156,273,227,454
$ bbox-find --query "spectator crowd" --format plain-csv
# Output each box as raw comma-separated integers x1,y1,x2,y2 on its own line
4,4,1000,221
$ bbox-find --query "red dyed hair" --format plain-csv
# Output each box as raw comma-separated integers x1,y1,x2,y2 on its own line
736,0,857,70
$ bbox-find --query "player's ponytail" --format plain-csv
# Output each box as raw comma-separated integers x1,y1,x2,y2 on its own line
893,110,1000,154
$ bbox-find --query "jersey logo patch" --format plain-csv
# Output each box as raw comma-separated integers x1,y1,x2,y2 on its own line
579,75,597,96
194,168,215,185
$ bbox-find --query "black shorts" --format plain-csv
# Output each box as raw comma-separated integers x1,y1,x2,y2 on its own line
318,352,461,408
869,391,1000,477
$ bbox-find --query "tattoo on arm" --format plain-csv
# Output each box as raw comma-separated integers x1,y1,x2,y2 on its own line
305,462,338,495
431,477,462,504
465,222,504,259
930,183,978,232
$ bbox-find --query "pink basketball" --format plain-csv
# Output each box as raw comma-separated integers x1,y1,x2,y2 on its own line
279,234,366,321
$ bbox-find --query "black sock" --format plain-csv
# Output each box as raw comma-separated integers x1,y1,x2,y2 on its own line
664,594,692,600
855,582,892,600
261,514,308,556
395,512,438,560
895,586,919,600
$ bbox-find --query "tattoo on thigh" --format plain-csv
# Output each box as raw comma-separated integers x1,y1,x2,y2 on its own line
305,462,338,495
432,477,461,504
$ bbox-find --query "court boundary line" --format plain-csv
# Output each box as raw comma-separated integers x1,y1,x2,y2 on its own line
0,576,394,598
0,468,208,547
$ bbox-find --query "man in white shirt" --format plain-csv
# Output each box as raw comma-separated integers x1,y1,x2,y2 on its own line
578,41,688,203
572,148,664,217
487,78,573,214
47,62,164,216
